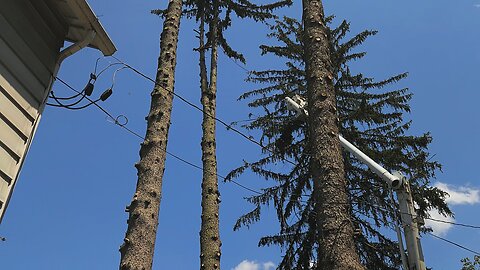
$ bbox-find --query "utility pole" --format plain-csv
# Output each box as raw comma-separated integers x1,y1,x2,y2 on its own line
286,96,426,270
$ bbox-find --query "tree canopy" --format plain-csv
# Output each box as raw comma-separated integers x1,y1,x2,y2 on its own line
227,16,451,269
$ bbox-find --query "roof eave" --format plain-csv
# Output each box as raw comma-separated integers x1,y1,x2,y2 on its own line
68,0,117,56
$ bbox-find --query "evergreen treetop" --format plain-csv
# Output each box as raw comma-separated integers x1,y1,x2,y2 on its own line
153,0,293,64
227,16,451,269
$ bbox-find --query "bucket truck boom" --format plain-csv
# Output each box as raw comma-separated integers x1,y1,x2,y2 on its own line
285,96,426,270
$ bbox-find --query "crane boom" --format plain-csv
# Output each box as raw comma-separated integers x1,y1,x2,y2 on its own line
285,96,426,270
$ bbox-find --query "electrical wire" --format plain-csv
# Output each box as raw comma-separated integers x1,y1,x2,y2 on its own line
427,232,480,256
94,56,126,78
219,50,480,232
49,90,83,100
47,90,87,108
111,55,296,166
97,62,125,78
290,195,480,232
56,62,480,231
109,115,263,195
425,217,480,229
63,99,102,110
221,48,251,73
110,66,128,89
350,200,480,257
94,57,103,74
354,198,480,231
96,56,480,260
49,79,480,260
54,76,262,196
303,197,480,258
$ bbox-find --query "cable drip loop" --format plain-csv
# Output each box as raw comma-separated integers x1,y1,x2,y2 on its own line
115,115,129,127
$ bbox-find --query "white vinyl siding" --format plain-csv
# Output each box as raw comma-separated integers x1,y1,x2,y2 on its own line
0,0,65,219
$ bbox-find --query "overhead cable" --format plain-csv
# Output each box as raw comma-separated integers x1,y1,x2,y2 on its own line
110,56,296,166
427,232,480,256
53,77,262,196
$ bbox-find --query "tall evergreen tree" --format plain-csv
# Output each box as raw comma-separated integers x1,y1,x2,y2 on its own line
184,1,292,269
302,1,364,268
197,2,222,269
227,16,450,269
119,1,183,269
462,256,480,270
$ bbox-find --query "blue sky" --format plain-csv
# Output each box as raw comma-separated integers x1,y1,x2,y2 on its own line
1,0,480,269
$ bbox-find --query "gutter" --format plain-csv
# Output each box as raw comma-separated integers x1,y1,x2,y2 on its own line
58,30,96,64
70,0,117,56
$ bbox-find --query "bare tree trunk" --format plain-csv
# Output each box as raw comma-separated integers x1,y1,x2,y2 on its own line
119,1,182,269
199,2,222,269
302,1,364,269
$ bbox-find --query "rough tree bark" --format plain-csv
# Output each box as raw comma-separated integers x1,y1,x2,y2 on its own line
198,1,222,269
119,1,182,269
302,0,365,269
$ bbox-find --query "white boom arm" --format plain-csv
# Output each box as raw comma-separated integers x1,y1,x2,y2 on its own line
287,95,399,188
284,96,426,270
338,135,402,189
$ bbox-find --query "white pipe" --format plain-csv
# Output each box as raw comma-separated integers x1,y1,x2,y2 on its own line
58,30,96,64
338,135,402,189
284,96,424,267
285,96,402,188
285,96,308,116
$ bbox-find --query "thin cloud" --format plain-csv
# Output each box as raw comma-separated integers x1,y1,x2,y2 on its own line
263,262,276,270
425,182,480,235
435,182,480,205
232,260,276,270
474,4,480,8
425,209,454,236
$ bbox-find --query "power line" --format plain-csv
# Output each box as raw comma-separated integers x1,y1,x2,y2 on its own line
106,114,263,195
353,200,480,257
54,77,262,196
43,82,480,259
425,217,480,230
355,198,480,231
281,196,480,258
220,36,480,233
51,55,480,263
222,49,251,73
342,199,480,257
302,200,480,258
110,56,296,166
55,71,480,241
221,48,480,233
427,232,480,256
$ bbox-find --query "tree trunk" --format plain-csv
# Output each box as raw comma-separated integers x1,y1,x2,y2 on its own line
199,2,222,269
119,1,182,269
302,1,364,269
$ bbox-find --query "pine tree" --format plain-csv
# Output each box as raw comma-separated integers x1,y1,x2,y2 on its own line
119,1,183,269
302,1,364,268
183,1,292,269
461,256,480,270
197,2,222,269
227,16,450,269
